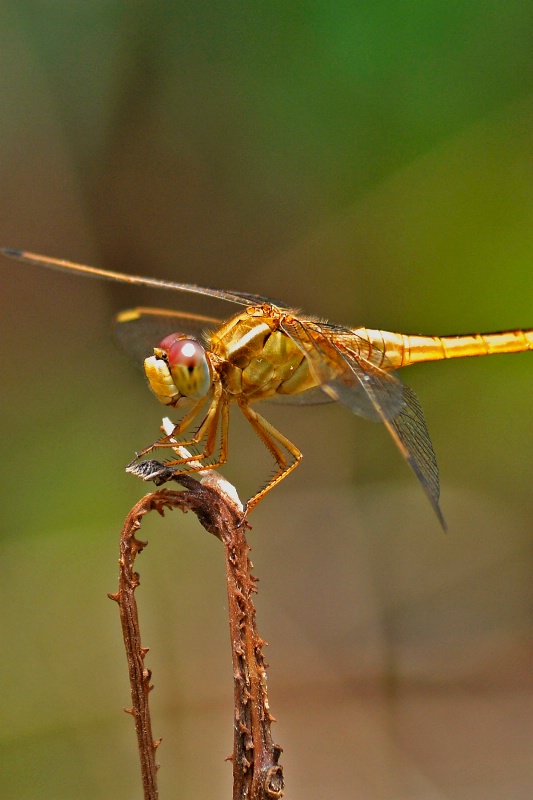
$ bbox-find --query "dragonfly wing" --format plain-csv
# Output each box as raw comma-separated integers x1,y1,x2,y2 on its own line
1,248,288,308
280,317,403,420
387,384,444,527
281,317,444,526
328,345,444,528
114,307,222,364
266,385,336,405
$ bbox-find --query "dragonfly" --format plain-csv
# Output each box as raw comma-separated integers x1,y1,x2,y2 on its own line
3,247,532,526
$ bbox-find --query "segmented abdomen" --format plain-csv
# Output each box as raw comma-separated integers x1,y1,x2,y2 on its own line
351,327,533,369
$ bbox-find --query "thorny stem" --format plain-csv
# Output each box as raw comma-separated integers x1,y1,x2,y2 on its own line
109,474,284,800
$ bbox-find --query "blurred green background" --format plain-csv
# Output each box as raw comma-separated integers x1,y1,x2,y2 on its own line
1,3,532,799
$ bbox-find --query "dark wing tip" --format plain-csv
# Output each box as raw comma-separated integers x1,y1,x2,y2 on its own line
1,247,23,258
429,496,447,532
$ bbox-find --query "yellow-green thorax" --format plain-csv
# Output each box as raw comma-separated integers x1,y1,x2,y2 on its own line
210,306,319,401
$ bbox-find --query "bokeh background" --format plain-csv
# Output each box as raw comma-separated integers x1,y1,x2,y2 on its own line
1,4,532,799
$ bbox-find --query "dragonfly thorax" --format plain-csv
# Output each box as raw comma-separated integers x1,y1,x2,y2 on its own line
209,307,320,401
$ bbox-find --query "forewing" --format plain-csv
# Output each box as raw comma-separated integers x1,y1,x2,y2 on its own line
2,248,288,308
280,317,444,526
386,384,444,527
280,317,403,420
329,343,444,527
114,307,222,364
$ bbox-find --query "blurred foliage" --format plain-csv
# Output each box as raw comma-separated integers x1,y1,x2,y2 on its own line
0,3,532,798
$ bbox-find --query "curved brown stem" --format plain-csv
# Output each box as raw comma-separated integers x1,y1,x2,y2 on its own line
109,474,284,800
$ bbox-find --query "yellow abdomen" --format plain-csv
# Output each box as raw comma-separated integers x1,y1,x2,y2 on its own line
354,327,533,370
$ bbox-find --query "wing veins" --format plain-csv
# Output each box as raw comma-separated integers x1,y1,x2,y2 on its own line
1,248,286,308
280,317,444,526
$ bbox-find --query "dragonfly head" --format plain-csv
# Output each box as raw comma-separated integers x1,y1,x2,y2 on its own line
144,333,212,406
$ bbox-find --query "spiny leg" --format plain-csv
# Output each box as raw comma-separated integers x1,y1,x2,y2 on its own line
136,380,230,476
238,399,302,512
134,382,224,466
162,396,231,475
133,394,209,460
164,387,223,466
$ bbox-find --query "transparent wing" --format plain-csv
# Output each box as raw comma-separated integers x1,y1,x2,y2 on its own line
330,352,444,528
280,317,444,526
280,317,405,420
1,248,288,308
266,386,336,406
114,307,222,363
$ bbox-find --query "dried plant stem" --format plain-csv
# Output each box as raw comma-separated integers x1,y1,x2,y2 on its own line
109,474,284,800
108,491,171,800
219,503,284,800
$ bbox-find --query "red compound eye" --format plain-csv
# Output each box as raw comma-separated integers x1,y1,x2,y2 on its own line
157,334,210,399
158,333,181,350
158,335,204,368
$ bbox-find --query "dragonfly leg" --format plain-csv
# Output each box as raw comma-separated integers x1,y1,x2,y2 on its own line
139,382,231,474
163,391,222,466
237,400,302,512
133,395,208,459
160,397,231,476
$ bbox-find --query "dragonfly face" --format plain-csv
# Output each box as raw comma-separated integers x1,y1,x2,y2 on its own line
145,334,212,406
3,247,532,526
